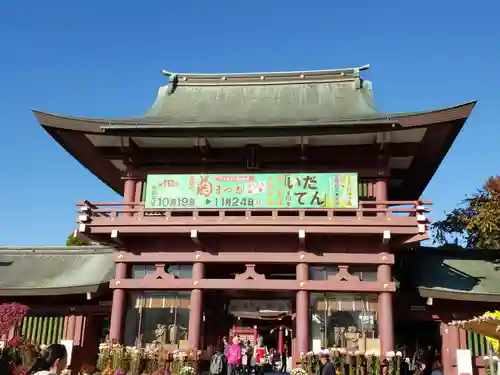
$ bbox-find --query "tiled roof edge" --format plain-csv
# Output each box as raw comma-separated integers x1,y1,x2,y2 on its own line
0,246,113,255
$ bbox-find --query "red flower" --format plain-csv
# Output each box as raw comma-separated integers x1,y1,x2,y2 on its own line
7,336,22,347
0,303,29,337
13,365,28,375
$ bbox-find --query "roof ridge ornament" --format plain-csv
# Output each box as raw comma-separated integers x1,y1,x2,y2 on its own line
353,67,364,90
160,65,371,85
162,70,179,95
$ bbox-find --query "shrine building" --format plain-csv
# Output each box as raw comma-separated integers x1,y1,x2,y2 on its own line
0,64,489,374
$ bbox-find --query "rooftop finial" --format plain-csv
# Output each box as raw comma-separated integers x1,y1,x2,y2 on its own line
162,70,180,94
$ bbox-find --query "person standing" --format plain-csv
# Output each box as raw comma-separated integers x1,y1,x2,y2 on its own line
223,337,230,355
254,337,268,375
27,344,68,375
210,345,227,375
244,341,253,375
226,337,242,375
430,359,442,375
280,343,288,372
319,350,334,375
241,339,253,375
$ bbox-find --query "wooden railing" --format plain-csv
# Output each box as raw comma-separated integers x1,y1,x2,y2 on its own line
77,200,431,220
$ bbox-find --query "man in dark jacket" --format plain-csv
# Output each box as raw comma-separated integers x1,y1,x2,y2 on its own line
319,351,335,375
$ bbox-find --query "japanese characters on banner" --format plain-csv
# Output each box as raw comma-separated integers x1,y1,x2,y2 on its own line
144,173,358,209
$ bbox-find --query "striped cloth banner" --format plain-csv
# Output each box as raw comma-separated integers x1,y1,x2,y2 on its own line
19,316,65,345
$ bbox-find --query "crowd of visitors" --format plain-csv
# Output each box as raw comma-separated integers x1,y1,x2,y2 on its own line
0,343,69,375
209,336,289,375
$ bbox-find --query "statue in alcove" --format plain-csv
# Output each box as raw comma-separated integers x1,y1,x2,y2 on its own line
169,324,178,344
135,333,144,348
155,324,167,345
344,325,360,350
168,324,188,344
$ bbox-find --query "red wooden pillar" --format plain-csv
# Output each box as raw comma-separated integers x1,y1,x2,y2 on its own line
375,178,388,217
445,325,469,375
109,263,127,342
109,176,136,342
188,262,204,349
378,262,394,357
375,178,394,358
296,263,309,357
278,326,284,354
441,323,453,375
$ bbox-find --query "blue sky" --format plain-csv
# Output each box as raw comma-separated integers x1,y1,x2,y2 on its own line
0,0,498,245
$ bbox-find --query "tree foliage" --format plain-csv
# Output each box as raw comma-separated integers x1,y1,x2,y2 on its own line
66,233,90,246
432,176,500,249
483,311,500,352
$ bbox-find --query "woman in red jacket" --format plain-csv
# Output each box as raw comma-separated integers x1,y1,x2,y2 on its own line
254,337,268,375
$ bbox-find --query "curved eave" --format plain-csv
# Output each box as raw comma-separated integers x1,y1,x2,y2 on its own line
36,117,123,195
418,286,500,303
32,101,476,198
390,101,477,200
389,101,476,127
0,246,113,254
0,283,106,297
32,101,476,132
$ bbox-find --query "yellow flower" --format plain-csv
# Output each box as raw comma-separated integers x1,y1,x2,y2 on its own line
483,311,500,352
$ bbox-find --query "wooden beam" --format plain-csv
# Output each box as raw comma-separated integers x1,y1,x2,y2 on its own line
100,120,401,138
97,143,421,162
128,166,388,178
26,304,111,315
114,251,395,264
89,223,422,236
110,278,396,292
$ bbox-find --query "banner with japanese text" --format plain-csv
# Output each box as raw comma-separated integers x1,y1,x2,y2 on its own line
144,173,358,209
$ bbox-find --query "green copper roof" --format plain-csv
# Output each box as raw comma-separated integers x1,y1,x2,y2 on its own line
398,248,500,301
142,81,376,126
0,246,114,296
132,65,378,127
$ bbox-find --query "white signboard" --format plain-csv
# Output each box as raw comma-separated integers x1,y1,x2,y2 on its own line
60,339,74,365
456,349,473,375
312,339,322,353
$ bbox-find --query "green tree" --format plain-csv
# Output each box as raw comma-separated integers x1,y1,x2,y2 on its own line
66,233,90,246
432,176,500,249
